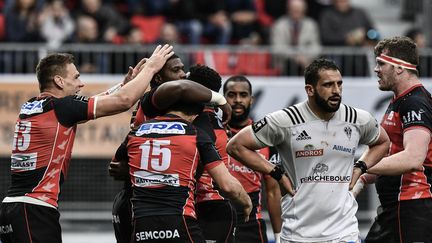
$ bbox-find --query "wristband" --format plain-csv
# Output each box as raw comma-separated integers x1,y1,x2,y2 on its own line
269,166,284,181
274,233,281,243
210,91,227,105
353,160,368,174
104,82,124,95
352,178,365,196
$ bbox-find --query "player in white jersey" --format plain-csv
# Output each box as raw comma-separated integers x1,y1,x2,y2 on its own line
227,58,390,243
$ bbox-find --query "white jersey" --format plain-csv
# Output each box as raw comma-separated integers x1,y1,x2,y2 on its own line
252,101,380,242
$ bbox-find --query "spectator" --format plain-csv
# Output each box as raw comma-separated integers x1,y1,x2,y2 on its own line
193,0,231,44
319,0,374,46
125,26,144,44
225,0,259,44
270,0,321,75
75,0,129,43
73,15,101,73
255,0,286,44
405,27,427,48
4,0,42,42
156,23,180,45
39,0,75,48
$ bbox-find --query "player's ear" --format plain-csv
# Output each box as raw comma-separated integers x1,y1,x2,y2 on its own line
53,75,64,89
305,84,314,97
154,74,162,85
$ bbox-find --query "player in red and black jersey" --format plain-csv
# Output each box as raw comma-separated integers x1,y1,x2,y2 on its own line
363,36,432,242
223,76,282,243
110,64,243,243
117,96,251,243
0,45,174,243
110,53,188,243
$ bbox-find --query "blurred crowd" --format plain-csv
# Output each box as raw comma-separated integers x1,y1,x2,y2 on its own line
0,0,427,75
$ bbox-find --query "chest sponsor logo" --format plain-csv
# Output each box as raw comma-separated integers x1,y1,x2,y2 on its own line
402,109,425,125
300,163,351,183
332,145,355,155
134,171,180,187
296,130,311,141
136,122,187,136
136,229,180,241
229,163,254,174
11,153,37,171
295,144,323,158
20,99,45,115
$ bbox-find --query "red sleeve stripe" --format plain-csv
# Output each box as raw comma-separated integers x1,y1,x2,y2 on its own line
88,96,97,119
204,160,223,171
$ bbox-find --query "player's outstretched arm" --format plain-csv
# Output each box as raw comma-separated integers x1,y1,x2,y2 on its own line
152,80,231,124
95,44,174,118
368,128,429,175
227,126,295,196
207,163,252,222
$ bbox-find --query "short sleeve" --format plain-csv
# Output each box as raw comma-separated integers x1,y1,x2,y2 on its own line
196,128,222,165
399,96,432,132
54,95,96,127
358,111,380,145
140,89,166,118
252,112,287,147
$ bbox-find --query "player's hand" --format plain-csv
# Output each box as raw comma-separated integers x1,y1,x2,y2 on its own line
142,44,174,74
242,197,253,222
122,58,148,85
349,167,363,190
219,103,232,126
279,174,296,197
108,160,129,181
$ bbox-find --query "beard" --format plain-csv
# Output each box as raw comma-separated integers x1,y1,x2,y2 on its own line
314,93,341,113
230,105,251,125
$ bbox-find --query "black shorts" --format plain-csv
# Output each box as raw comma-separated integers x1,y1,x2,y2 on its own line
112,187,133,243
133,215,205,243
0,202,61,243
365,198,432,243
235,217,268,243
196,200,237,243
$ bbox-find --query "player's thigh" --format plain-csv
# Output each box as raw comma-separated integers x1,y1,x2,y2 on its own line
400,199,432,242
0,202,61,243
235,218,268,243
132,215,205,243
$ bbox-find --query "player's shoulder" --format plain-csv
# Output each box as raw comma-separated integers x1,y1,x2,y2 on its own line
265,102,309,128
337,103,373,126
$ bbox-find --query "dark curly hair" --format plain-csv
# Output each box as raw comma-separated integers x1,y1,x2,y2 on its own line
187,64,222,92
374,36,419,75
304,58,340,86
223,75,252,94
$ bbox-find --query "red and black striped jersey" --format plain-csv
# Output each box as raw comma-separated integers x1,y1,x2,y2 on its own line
7,95,96,207
126,114,222,219
134,89,230,203
194,107,229,203
377,84,432,206
227,119,279,219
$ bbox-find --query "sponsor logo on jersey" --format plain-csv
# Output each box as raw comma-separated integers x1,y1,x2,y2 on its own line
402,109,425,125
136,229,180,241
252,117,267,133
73,95,90,102
134,171,180,187
269,153,281,165
332,145,356,155
136,122,187,136
344,126,352,140
296,130,311,141
229,163,254,174
20,99,45,115
11,153,37,171
295,144,323,158
0,224,13,234
296,149,323,158
300,163,351,183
